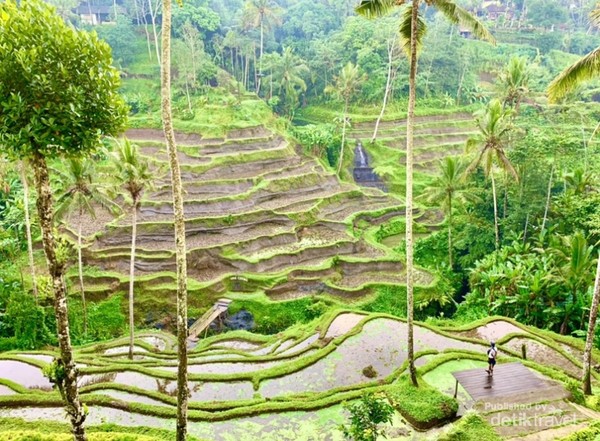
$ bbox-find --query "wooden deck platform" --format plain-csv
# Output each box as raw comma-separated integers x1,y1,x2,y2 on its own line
452,362,546,401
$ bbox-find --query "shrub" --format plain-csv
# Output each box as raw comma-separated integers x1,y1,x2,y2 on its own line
386,376,458,430
338,393,394,441
556,420,600,441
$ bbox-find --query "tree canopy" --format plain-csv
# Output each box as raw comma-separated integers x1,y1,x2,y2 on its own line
0,0,128,159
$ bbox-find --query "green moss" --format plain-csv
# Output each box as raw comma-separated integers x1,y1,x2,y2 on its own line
437,412,500,441
386,375,458,429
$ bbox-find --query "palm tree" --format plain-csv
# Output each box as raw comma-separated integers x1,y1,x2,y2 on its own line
160,0,189,438
263,47,309,117
54,158,116,335
242,0,281,94
324,62,366,175
426,156,476,268
465,99,517,251
498,56,530,112
357,0,494,387
548,6,600,102
583,253,600,395
551,232,595,335
112,138,153,360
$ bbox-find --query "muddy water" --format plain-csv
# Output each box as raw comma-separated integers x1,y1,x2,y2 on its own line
104,346,149,355
161,361,280,375
140,336,168,351
189,381,255,401
0,385,15,395
0,360,53,390
456,320,527,342
260,319,482,397
19,354,54,364
210,340,262,351
89,389,173,407
278,334,319,356
504,337,580,377
324,313,366,339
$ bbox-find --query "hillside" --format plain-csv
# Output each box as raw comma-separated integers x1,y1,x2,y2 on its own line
62,98,443,327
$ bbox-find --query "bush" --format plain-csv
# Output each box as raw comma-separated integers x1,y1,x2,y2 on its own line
338,393,394,441
556,420,600,441
229,296,331,334
386,376,458,430
3,292,54,349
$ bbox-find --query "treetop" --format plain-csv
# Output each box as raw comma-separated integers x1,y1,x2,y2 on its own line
0,0,128,159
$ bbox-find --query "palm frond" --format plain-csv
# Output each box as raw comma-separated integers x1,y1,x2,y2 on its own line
496,150,519,182
399,5,427,57
590,6,600,28
547,47,600,103
431,0,495,44
463,145,486,178
356,0,399,19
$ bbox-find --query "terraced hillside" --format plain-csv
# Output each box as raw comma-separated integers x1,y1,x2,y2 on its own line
346,111,478,194
1,313,598,440
69,124,431,318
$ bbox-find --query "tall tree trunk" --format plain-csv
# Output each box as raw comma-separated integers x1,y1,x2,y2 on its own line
128,202,138,361
148,0,161,65
448,197,453,269
257,17,264,95
583,255,600,395
372,37,396,143
20,161,37,299
77,208,87,336
30,152,86,441
338,98,349,175
542,163,554,233
523,212,529,243
491,170,499,250
133,0,152,60
503,172,508,220
160,1,189,439
406,0,419,388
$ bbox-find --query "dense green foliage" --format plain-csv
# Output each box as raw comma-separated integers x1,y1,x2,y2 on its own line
0,0,127,158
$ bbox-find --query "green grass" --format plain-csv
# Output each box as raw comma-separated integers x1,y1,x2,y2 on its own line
386,375,458,429
437,413,500,441
422,359,487,398
0,418,203,441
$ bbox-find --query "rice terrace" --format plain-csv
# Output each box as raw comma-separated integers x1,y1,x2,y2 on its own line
0,0,600,440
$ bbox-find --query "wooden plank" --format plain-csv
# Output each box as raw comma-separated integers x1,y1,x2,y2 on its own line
452,363,546,401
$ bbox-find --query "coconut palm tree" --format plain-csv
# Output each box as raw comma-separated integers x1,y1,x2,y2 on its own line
548,6,600,102
54,158,116,335
242,0,281,94
263,47,309,117
324,62,367,175
357,0,494,387
160,0,189,438
426,156,477,268
465,99,517,251
551,232,595,335
583,254,600,394
111,138,153,360
498,56,530,112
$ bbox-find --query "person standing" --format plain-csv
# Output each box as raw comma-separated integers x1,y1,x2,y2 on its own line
486,341,498,375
